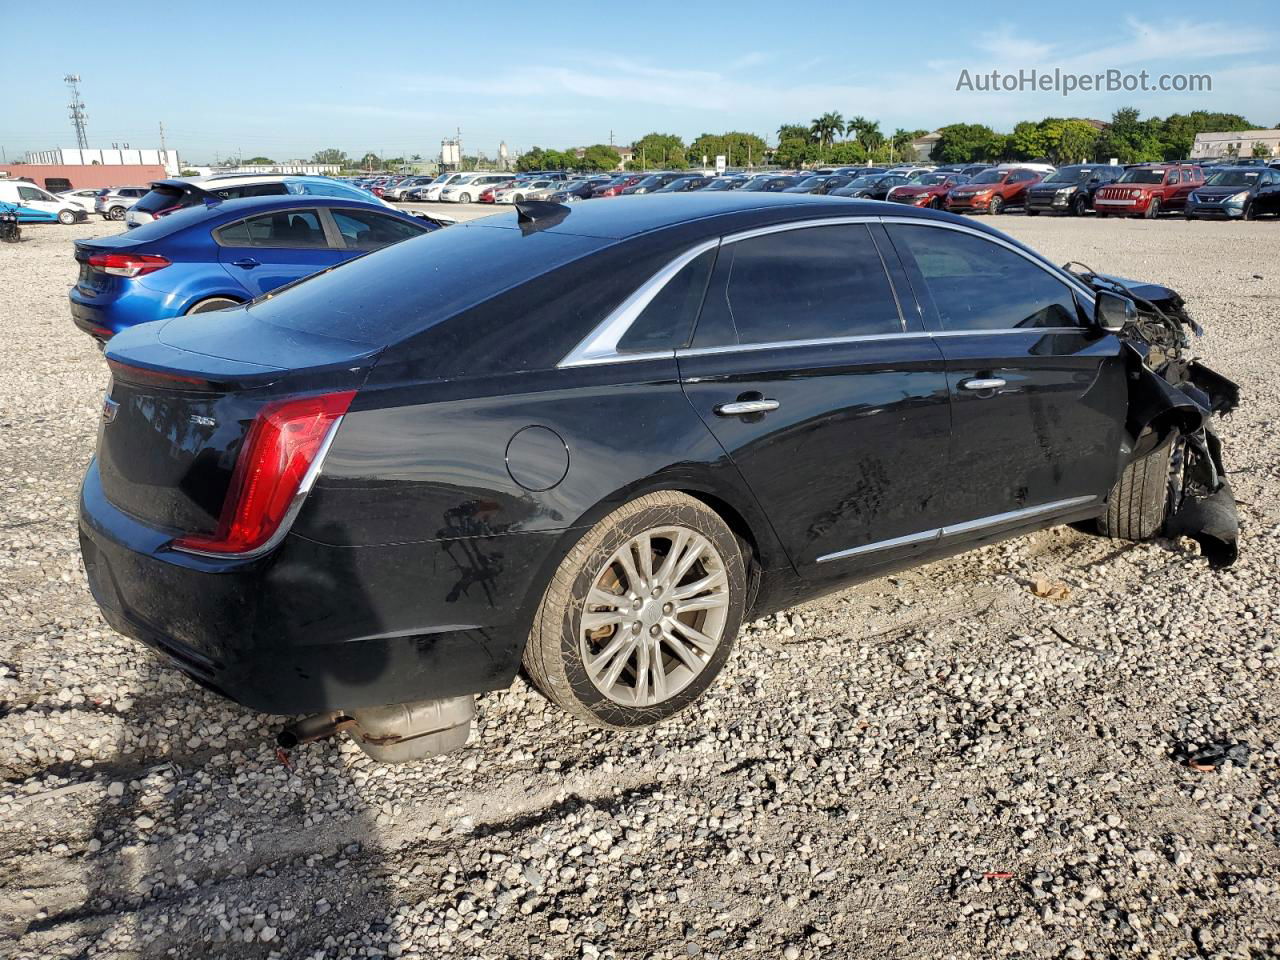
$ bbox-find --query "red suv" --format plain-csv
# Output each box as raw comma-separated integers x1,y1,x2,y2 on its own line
943,167,1042,214
888,173,971,208
593,174,646,198
1093,164,1204,218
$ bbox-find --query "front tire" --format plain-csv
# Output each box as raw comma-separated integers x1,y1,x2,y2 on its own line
1097,431,1177,541
1143,197,1161,219
523,492,747,729
58,209,77,225
109,206,126,221
460,193,471,203
1072,195,1089,217
988,195,1004,215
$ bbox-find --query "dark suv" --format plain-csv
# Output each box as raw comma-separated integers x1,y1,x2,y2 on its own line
1025,164,1124,216
79,194,1240,761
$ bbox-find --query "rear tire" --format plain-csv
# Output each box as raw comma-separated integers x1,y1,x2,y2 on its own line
523,491,746,730
1097,431,1177,541
186,297,240,314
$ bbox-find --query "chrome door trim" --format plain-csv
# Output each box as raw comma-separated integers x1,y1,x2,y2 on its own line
558,238,720,368
815,494,1097,564
720,215,883,245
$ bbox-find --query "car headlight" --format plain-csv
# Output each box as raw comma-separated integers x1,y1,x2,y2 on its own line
1055,188,1074,198
1188,193,1201,203
1227,191,1249,204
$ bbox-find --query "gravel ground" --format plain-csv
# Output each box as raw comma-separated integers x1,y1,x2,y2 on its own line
1,211,1278,960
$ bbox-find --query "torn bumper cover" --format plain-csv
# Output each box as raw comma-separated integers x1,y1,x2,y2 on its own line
1076,267,1242,568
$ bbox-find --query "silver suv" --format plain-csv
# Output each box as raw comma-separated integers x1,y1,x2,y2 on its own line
95,186,149,221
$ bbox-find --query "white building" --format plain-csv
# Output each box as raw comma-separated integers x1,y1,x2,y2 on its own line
1192,129,1280,159
24,147,182,177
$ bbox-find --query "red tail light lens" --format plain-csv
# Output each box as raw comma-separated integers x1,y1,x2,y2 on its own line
88,252,171,278
172,391,355,557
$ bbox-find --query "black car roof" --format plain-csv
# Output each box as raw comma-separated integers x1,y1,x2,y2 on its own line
466,192,977,241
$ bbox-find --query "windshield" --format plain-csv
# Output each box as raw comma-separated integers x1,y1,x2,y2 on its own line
795,176,826,188
1205,170,1261,187
1044,167,1093,184
1118,169,1167,184
846,176,878,188
970,170,1005,184
916,174,949,186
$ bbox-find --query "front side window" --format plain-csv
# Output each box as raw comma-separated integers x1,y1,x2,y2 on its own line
17,186,43,201
329,209,427,251
716,224,902,345
216,209,328,248
889,225,1080,332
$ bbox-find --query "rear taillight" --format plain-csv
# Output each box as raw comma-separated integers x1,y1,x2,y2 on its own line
151,204,183,219
172,391,355,558
88,252,171,278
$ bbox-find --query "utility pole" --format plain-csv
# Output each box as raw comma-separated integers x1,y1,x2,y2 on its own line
65,74,89,150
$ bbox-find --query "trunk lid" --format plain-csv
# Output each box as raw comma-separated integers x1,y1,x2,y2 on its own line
98,308,380,536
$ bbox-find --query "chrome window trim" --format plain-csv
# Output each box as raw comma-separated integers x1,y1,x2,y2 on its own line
815,494,1097,564
558,238,721,368
556,214,1096,369
675,327,1087,359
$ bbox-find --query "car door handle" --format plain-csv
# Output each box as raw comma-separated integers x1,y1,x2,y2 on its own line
960,377,1006,392
714,399,780,416
231,257,259,269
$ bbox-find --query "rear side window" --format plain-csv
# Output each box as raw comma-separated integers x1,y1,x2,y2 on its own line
214,182,290,200
713,224,902,346
618,247,717,353
216,209,328,248
889,225,1081,332
329,209,427,251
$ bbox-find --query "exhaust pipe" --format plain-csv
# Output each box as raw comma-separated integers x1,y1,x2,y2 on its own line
277,695,474,762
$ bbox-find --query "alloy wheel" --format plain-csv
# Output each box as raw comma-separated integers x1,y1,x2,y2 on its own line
579,526,730,707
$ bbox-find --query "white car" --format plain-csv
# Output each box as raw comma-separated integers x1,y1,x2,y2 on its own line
124,173,395,228
439,174,515,203
0,180,90,224
57,188,103,212
418,174,470,203
383,176,436,201
494,179,557,204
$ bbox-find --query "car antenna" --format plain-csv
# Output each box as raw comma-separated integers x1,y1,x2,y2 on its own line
514,200,569,234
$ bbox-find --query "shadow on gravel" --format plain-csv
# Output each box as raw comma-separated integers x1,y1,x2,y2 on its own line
30,527,401,958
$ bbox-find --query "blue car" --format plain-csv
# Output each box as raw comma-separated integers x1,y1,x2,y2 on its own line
70,195,440,342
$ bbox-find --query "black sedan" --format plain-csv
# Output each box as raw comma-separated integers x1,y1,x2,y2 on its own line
829,173,911,199
1185,166,1280,220
782,174,855,195
622,172,685,195
79,193,1240,760
654,175,713,193
738,175,803,192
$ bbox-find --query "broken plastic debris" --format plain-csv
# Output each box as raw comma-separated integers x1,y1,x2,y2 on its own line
1030,577,1071,600
1174,741,1249,772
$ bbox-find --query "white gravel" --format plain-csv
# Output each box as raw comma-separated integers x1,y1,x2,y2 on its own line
1,212,1278,960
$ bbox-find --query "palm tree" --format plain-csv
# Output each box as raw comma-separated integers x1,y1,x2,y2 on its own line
777,123,811,144
845,115,868,142
858,120,884,151
809,111,844,149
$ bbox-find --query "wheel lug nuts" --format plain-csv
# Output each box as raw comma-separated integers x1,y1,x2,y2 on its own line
651,587,662,598
649,625,661,637
662,603,673,615
632,599,643,610
632,621,642,633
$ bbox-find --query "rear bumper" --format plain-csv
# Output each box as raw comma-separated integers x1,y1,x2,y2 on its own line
79,460,550,715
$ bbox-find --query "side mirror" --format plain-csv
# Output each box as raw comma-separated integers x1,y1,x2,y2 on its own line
1094,290,1135,334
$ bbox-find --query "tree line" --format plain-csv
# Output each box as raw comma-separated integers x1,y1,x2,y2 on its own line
300,107,1268,175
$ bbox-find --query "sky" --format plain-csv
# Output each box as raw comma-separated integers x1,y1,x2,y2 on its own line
2,0,1276,164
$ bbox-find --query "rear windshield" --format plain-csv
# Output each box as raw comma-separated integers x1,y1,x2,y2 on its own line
242,222,604,345
133,185,190,214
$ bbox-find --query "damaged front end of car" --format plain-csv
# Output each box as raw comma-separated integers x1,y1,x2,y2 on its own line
1069,265,1241,568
